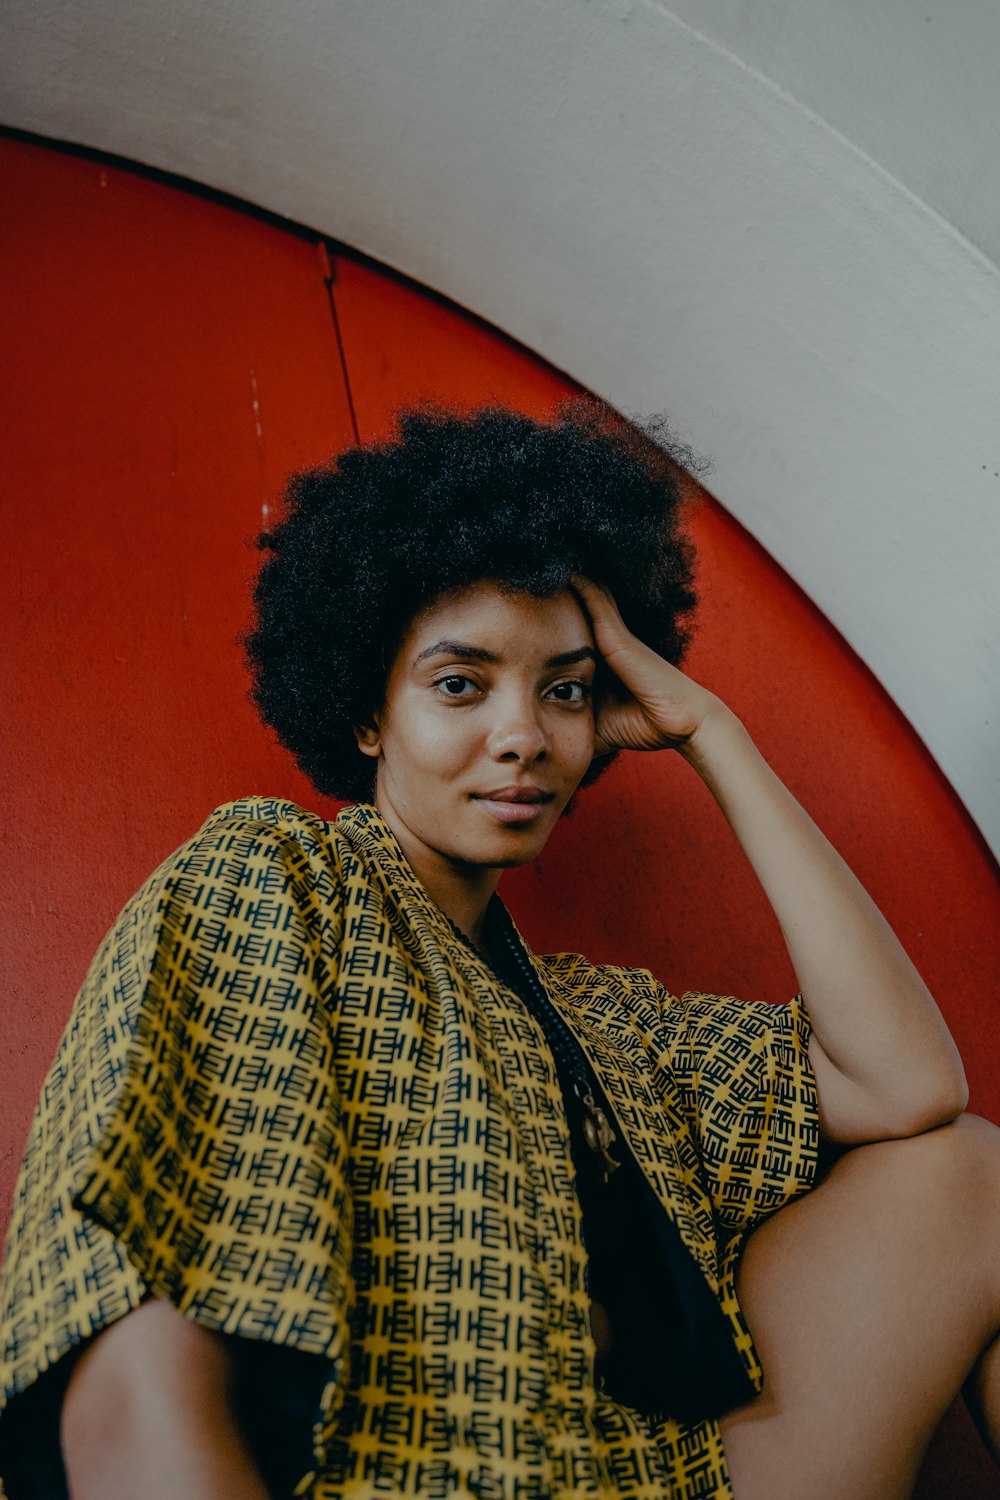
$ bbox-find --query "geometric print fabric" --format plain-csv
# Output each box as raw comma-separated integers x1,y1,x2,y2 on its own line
0,798,820,1499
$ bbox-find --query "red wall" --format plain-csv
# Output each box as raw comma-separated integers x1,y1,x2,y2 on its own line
3,134,999,1493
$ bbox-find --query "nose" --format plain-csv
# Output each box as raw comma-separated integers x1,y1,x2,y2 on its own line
487,690,549,763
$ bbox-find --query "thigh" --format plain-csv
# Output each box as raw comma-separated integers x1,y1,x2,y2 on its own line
718,1114,1000,1500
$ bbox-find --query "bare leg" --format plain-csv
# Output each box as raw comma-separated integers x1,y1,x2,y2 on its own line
718,1113,1000,1500
964,1330,1000,1467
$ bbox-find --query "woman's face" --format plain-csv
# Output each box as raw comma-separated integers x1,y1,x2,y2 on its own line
356,581,598,876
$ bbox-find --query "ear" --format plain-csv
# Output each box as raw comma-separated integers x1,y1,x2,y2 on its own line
352,713,383,760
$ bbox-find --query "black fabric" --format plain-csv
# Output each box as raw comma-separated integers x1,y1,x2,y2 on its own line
0,1358,76,1500
486,899,756,1423
233,1338,328,1496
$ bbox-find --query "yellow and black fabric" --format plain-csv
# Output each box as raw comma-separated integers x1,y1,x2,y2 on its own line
0,798,820,1499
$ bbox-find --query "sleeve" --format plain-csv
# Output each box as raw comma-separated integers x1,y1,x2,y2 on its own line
0,806,352,1497
661,987,821,1235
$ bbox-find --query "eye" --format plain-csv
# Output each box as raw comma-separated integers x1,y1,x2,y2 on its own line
434,673,480,699
546,679,591,704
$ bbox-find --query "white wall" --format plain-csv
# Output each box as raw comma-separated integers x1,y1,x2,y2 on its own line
662,0,1000,269
3,0,998,852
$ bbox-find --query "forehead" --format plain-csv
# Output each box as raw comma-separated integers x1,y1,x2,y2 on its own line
401,581,593,658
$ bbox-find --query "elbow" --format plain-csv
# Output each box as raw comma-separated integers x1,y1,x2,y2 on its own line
811,1029,969,1145
890,1063,969,1138
886,1023,970,1137
945,1055,971,1119
927,1068,970,1129
924,1044,970,1129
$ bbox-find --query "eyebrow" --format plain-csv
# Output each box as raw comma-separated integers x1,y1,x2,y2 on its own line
414,640,597,670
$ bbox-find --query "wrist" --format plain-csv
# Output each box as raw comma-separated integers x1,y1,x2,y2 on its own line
678,699,754,775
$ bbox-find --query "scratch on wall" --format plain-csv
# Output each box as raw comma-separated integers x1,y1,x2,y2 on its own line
249,367,268,521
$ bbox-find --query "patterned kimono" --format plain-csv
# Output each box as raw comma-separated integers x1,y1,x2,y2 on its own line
0,798,819,1498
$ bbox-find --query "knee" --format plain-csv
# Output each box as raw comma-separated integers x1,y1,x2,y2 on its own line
931,1110,1000,1190
847,1110,1000,1218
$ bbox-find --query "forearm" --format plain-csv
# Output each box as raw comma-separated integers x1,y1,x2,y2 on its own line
576,575,967,1139
682,702,967,1135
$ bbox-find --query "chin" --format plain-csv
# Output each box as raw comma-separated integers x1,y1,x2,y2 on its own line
449,822,549,869
484,828,555,867
489,847,547,870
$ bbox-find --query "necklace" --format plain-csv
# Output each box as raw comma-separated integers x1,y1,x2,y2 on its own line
481,900,622,1185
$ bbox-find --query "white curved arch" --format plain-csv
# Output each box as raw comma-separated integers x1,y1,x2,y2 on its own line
3,0,998,850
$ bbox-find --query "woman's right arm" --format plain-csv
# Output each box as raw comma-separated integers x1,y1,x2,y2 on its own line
0,805,349,1496
61,1300,271,1500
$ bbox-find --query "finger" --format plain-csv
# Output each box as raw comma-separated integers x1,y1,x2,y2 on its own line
569,577,634,658
569,575,618,620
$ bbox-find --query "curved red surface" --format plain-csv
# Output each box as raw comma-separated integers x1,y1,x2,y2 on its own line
3,134,998,1493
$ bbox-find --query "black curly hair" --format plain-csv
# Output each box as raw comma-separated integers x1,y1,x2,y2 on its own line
245,399,701,802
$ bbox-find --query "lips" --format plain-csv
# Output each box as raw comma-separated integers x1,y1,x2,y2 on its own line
473,786,555,825
477,786,553,804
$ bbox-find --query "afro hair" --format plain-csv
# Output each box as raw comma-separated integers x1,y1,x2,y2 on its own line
245,399,701,801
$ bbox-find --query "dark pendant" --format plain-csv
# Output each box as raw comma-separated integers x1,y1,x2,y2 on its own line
576,1083,621,1184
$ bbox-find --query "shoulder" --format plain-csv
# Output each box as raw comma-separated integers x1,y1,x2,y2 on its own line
163,795,343,875
71,797,348,1055
539,950,661,997
536,952,666,1030
537,951,809,1052
128,796,347,923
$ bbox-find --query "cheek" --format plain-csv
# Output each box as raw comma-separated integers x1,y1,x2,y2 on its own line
554,714,597,779
386,698,480,772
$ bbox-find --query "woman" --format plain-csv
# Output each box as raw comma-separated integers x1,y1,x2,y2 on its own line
1,401,998,1500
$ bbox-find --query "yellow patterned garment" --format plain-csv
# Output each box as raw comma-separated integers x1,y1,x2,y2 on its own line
0,798,819,1499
